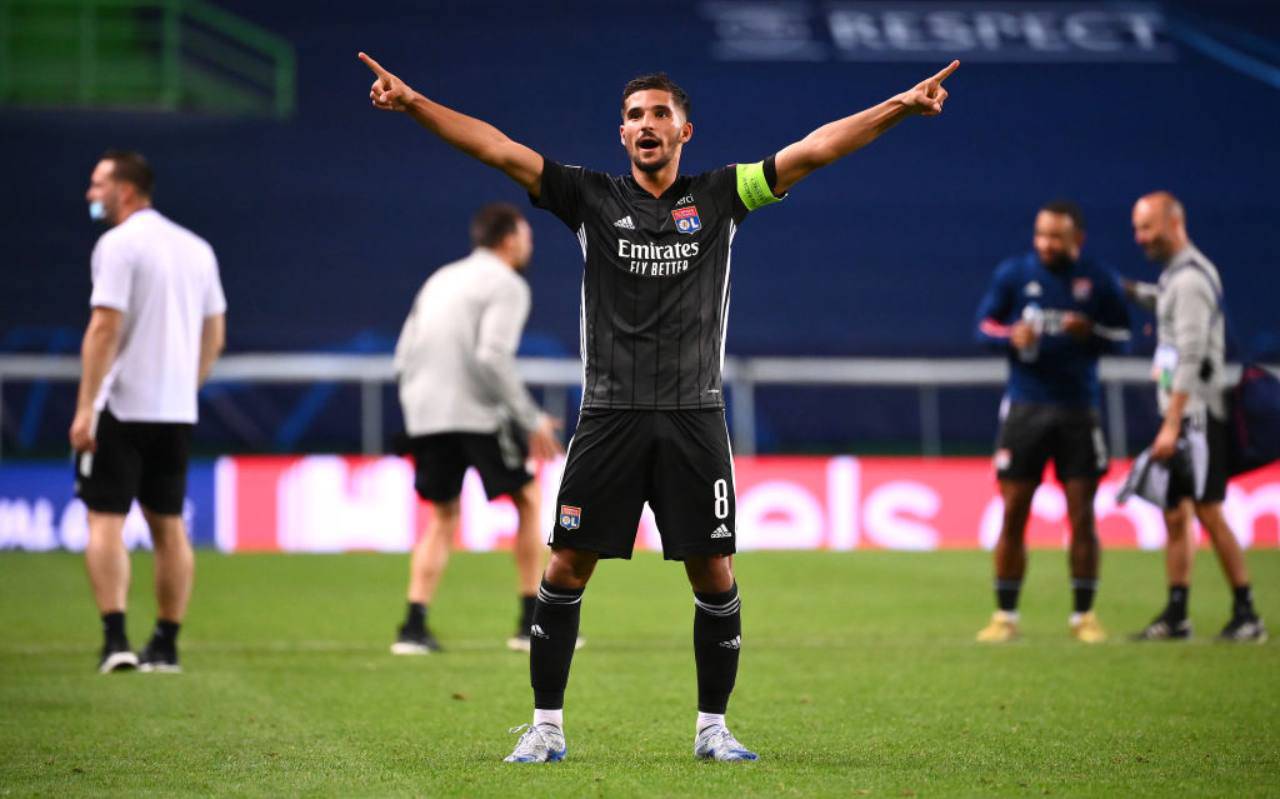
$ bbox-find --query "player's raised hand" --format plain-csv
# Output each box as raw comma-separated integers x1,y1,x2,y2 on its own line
900,60,959,116
359,52,416,112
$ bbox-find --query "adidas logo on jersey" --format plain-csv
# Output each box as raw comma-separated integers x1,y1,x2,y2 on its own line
718,635,741,650
613,215,636,230
710,523,732,539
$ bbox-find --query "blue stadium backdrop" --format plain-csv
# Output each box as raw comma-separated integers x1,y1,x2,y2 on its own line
2,0,1278,455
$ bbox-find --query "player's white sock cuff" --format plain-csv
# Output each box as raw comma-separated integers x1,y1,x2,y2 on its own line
533,708,563,730
697,711,726,732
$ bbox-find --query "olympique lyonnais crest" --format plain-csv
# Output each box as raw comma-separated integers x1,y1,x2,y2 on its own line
671,206,702,234
1072,277,1093,301
559,505,581,531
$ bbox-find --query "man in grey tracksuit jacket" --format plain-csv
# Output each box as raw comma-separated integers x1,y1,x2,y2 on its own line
1125,191,1265,642
390,203,564,655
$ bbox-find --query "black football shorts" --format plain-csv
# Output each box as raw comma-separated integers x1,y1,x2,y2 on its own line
549,409,736,561
1167,413,1229,505
410,422,533,502
74,408,192,515
994,401,1109,484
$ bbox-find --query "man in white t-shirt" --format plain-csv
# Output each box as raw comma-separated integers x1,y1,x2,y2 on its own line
70,150,227,674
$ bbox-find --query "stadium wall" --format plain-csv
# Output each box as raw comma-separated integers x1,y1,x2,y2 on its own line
4,1,1279,455
3,457,1277,553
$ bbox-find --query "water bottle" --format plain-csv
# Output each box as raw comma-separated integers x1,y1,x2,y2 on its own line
1019,303,1043,363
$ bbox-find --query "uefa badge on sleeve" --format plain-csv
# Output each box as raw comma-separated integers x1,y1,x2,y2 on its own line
671,206,701,234
559,505,581,531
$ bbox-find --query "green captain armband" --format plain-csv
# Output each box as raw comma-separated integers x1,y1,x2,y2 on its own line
736,161,784,211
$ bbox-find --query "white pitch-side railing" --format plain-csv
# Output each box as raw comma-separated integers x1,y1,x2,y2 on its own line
0,355,1265,460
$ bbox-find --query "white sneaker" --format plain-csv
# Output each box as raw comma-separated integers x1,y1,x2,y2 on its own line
390,625,442,655
97,646,139,674
693,723,758,762
506,634,587,653
502,723,566,763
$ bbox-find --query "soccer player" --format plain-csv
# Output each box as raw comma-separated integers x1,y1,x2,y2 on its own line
72,151,226,673
359,51,959,762
1125,192,1266,642
391,203,564,654
974,201,1131,644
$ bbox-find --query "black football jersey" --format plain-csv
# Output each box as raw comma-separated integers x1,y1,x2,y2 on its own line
533,159,779,410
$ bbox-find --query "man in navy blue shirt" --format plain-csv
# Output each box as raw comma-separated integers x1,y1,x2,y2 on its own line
974,201,1131,643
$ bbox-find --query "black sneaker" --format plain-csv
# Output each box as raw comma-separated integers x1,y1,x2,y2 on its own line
1132,614,1191,641
1217,615,1268,643
98,639,139,674
391,624,442,655
138,637,181,673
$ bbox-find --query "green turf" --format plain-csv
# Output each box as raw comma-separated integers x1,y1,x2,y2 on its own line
1,550,1276,797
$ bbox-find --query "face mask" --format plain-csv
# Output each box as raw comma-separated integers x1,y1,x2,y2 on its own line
89,200,106,221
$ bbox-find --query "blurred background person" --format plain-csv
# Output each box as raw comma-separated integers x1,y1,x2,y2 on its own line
72,150,226,673
974,200,1131,643
391,203,562,655
1125,192,1266,643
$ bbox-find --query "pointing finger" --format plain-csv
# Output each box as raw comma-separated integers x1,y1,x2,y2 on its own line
358,51,390,79
930,59,960,84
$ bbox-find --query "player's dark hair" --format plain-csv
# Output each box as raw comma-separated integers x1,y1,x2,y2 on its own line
1040,199,1085,232
621,73,691,120
470,203,524,249
101,149,155,197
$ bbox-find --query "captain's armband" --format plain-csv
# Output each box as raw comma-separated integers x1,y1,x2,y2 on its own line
735,161,784,211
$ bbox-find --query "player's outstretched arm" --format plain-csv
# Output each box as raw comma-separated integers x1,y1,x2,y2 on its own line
773,60,959,196
359,52,544,195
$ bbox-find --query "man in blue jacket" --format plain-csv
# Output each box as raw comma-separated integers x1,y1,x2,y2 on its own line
974,200,1131,643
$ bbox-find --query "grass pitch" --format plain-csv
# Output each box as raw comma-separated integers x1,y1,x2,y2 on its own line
1,549,1277,797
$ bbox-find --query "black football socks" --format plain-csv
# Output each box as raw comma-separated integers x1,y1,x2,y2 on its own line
530,579,584,710
693,583,742,715
1072,578,1098,614
152,619,181,647
405,601,427,632
1166,585,1189,623
519,594,537,633
102,611,127,648
995,578,1022,613
1232,584,1256,620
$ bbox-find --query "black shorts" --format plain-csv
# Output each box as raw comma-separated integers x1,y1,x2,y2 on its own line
550,409,736,561
74,408,192,516
1168,414,1229,505
410,424,532,502
994,401,1108,483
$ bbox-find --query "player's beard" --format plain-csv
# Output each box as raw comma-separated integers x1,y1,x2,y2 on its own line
631,147,673,174
1042,252,1074,272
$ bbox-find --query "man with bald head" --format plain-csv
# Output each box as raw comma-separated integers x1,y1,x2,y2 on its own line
1125,191,1266,642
